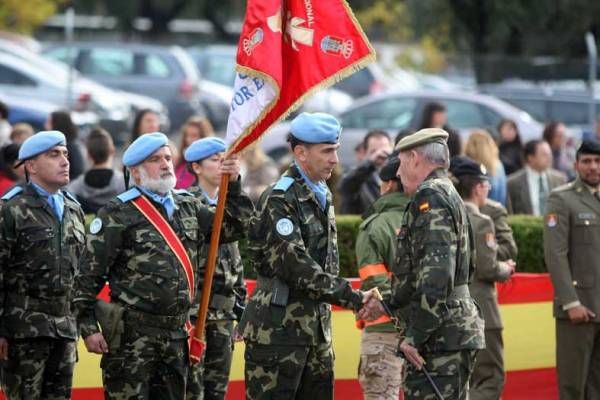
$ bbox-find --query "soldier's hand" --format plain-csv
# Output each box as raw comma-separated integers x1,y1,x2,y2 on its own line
399,340,425,370
221,154,240,182
357,289,385,321
84,332,109,354
568,305,596,324
0,337,8,360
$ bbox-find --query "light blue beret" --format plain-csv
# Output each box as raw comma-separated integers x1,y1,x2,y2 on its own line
123,132,169,167
184,137,226,162
290,112,341,144
18,130,66,163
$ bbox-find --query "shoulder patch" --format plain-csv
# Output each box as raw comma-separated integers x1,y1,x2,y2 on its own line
172,188,193,197
1,186,23,201
273,176,294,192
117,187,142,203
418,201,430,213
89,217,103,234
62,190,81,206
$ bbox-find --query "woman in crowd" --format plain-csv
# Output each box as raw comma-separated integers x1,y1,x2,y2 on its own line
0,143,21,195
130,109,161,143
497,119,524,175
418,101,462,156
46,111,85,180
465,129,507,205
240,142,280,203
175,116,214,189
543,121,576,180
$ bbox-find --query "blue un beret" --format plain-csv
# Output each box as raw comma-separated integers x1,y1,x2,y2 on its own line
184,137,226,163
18,130,66,163
123,132,169,167
290,112,341,144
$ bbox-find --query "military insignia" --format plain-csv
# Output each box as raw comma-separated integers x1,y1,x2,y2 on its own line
89,218,103,234
485,232,496,248
418,202,430,213
480,164,487,175
276,218,294,236
546,213,557,228
243,28,264,56
321,35,354,59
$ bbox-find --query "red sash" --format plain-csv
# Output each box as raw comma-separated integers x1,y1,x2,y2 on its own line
131,195,196,363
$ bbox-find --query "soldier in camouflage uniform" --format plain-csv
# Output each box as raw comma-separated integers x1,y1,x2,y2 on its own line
238,113,372,400
450,156,516,400
73,133,253,399
0,131,86,399
183,137,247,400
355,155,409,400
360,128,485,400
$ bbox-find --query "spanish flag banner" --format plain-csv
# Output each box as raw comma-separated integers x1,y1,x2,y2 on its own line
225,0,376,153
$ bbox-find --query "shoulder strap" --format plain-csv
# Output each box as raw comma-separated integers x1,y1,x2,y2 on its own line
131,195,195,302
117,187,142,203
1,186,23,201
273,176,294,192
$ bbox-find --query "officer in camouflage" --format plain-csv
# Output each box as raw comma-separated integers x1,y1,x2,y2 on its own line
450,156,516,400
0,131,86,399
239,112,375,399
73,132,253,399
183,137,247,400
355,154,409,400
360,128,485,400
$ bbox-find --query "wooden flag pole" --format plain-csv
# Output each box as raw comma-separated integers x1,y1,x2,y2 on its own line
190,173,230,362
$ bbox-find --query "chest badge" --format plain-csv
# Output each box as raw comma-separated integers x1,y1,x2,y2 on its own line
276,218,294,236
89,218,103,234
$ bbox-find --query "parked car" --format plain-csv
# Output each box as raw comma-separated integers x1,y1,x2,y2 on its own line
0,41,133,141
260,90,543,169
0,92,98,133
43,42,203,132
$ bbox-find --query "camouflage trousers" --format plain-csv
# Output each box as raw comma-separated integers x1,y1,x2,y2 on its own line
244,341,334,400
101,327,188,400
187,320,235,400
403,349,477,400
0,337,76,400
358,331,404,400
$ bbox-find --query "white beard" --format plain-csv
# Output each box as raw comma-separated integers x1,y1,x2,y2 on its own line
138,166,176,194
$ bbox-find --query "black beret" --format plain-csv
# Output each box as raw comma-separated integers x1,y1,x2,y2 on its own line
449,156,488,180
379,151,400,182
577,140,600,156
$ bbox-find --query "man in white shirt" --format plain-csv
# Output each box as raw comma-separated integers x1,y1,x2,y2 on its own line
507,139,566,215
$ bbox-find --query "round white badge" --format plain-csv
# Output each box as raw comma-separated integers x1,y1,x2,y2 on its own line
89,218,103,234
276,218,294,236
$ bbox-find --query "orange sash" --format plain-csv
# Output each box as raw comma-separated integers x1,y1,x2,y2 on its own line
131,195,196,363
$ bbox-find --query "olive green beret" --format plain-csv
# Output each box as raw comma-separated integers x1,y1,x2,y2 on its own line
394,128,449,152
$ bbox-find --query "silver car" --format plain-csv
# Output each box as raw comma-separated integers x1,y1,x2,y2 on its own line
261,90,543,169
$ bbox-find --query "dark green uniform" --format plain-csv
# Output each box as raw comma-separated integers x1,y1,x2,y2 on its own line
355,191,409,399
239,164,363,400
0,184,86,399
480,199,518,262
186,187,247,400
544,178,600,400
391,169,485,400
73,181,252,400
465,202,511,400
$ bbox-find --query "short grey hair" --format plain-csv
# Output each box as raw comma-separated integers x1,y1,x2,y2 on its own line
415,142,450,169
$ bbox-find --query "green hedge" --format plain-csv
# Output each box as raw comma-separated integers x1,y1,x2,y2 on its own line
86,214,545,278
243,214,545,278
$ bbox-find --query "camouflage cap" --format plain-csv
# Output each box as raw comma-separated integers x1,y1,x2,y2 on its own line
394,128,448,152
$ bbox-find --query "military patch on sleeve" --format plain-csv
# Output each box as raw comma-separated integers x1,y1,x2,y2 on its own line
275,218,294,236
418,202,430,213
89,217,103,234
546,213,557,228
485,232,496,248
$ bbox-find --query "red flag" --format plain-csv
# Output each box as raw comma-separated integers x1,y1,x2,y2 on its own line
226,0,376,153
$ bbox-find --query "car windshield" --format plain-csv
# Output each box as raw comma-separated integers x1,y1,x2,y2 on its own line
197,52,236,87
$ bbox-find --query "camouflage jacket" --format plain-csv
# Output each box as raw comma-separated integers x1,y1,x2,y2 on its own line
0,184,86,339
239,164,363,346
356,191,410,333
187,185,246,322
391,168,484,352
73,180,253,338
